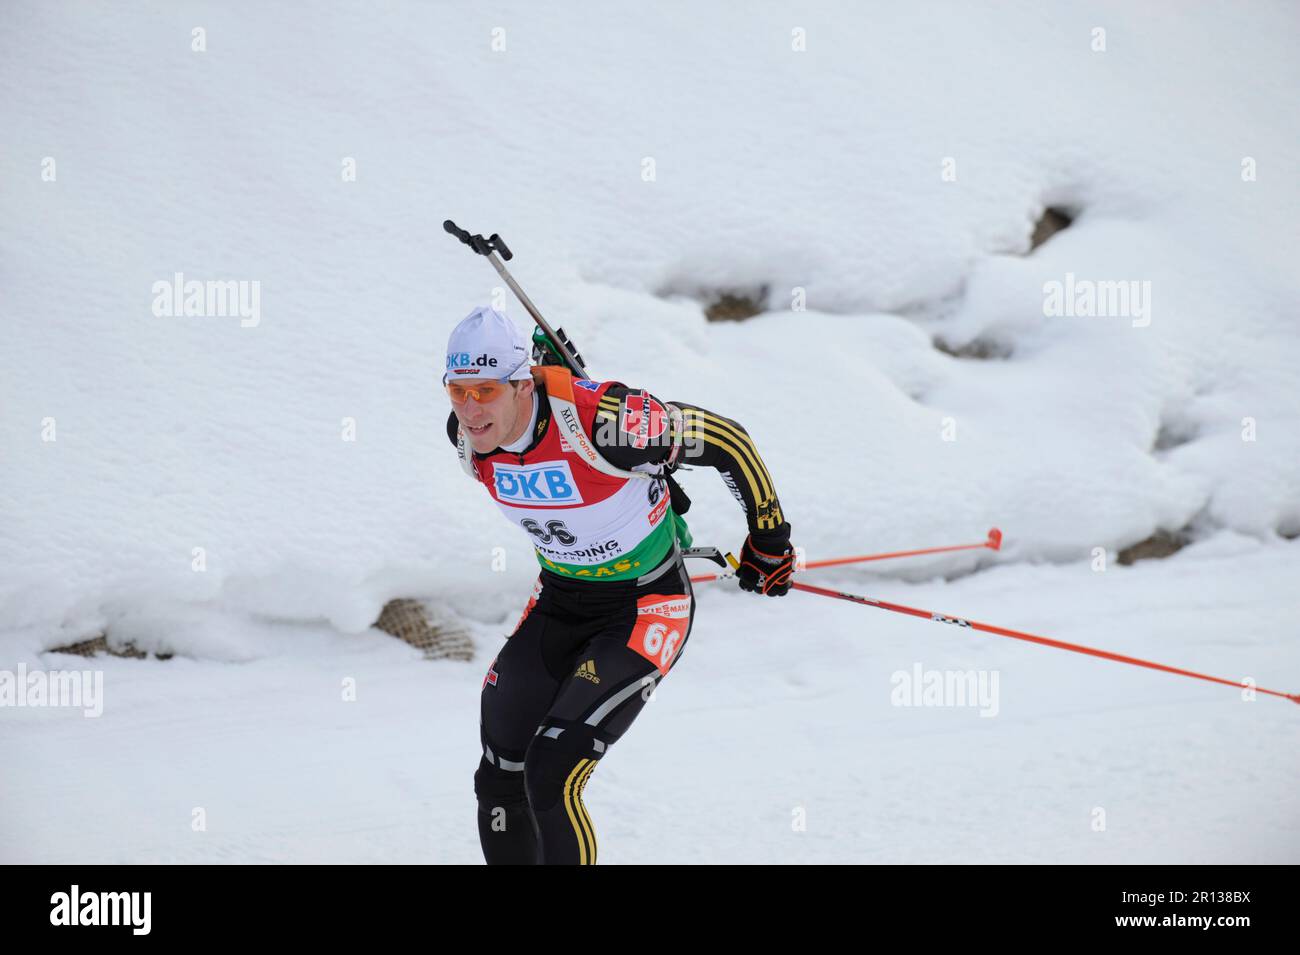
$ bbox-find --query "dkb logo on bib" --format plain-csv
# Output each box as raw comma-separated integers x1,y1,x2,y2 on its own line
492,461,584,506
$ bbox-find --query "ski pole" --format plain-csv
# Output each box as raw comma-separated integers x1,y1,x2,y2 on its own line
787,577,1300,705
443,219,587,377
688,528,1002,584
804,527,1001,570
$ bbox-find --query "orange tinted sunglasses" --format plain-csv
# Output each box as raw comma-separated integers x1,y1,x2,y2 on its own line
446,379,512,403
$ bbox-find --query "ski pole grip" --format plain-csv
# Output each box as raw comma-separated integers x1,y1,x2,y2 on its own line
443,220,512,260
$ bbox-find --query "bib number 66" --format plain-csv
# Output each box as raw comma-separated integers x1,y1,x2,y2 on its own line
628,595,691,676
641,622,681,670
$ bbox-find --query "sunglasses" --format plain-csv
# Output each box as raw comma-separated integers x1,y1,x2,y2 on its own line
446,377,514,403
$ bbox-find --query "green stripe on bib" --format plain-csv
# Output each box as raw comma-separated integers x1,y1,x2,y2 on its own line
535,507,692,581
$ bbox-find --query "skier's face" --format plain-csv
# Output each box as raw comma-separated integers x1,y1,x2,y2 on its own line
450,376,534,452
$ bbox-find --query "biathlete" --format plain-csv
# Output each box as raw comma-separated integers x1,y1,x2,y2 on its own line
444,305,795,864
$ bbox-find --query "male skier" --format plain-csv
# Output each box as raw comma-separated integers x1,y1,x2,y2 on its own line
446,305,795,864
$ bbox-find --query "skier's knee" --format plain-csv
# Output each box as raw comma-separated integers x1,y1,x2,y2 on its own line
474,752,527,810
523,728,603,813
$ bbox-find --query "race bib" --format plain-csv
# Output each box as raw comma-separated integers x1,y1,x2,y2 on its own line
627,594,692,676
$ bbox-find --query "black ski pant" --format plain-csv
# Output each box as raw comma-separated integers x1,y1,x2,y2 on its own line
473,553,695,864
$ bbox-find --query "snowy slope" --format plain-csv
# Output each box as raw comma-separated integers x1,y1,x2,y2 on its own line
4,535,1296,864
1,1,1298,863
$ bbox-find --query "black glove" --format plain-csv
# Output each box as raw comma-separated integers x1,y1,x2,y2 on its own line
737,523,794,596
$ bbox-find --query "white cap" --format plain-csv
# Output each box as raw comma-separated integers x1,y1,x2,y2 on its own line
443,306,532,385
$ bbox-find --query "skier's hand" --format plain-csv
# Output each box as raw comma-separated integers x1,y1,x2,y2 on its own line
737,524,794,596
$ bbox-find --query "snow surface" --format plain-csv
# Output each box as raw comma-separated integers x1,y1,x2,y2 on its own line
1,1,1297,863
